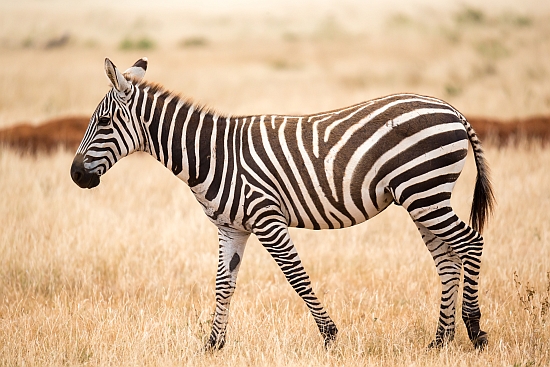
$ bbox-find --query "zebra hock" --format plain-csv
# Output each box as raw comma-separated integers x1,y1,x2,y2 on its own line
71,58,495,350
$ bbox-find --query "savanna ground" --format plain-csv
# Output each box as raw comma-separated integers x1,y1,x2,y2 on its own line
1,0,550,366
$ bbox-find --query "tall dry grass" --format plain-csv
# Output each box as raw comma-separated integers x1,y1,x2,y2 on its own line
1,145,549,366
1,0,550,366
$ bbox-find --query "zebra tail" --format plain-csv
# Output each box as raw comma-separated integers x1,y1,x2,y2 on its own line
458,113,496,234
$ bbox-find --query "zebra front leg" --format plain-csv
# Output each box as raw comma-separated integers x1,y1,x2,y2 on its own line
254,221,338,347
205,227,250,351
415,221,461,348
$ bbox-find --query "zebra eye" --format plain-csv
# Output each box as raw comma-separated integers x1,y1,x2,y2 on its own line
97,117,110,127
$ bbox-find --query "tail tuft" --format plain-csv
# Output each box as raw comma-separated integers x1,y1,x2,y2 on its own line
469,153,495,233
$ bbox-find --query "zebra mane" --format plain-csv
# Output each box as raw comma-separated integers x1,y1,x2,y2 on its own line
131,78,225,118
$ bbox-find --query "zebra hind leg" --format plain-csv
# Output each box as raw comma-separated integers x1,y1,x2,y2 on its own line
254,221,338,347
415,221,461,348
411,207,488,350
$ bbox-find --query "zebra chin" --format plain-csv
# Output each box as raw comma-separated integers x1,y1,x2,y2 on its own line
70,154,101,189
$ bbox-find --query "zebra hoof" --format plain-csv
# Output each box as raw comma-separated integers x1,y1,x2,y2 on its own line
472,331,488,350
427,339,444,349
204,335,225,352
427,328,454,349
322,325,338,348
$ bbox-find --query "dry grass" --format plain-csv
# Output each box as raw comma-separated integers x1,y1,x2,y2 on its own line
1,1,550,366
1,144,550,366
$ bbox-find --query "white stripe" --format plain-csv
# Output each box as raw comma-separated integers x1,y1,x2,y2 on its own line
240,121,283,205
311,114,334,158
194,111,206,180
210,117,231,205
145,91,159,156
157,95,174,164
175,106,194,183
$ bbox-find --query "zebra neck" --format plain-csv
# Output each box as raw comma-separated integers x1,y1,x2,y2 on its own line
140,96,223,188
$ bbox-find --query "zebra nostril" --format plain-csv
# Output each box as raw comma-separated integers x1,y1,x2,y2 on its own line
72,170,82,182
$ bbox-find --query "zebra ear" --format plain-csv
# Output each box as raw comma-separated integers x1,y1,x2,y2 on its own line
123,57,148,81
104,58,130,93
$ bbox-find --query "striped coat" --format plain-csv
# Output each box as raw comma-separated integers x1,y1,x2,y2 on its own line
71,58,494,350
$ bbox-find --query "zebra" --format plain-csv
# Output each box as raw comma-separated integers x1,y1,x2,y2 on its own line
71,58,494,350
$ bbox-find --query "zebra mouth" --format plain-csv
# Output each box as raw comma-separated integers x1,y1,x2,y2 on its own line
80,173,100,189
70,154,101,189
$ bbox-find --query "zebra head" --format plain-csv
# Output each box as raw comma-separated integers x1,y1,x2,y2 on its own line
71,57,148,189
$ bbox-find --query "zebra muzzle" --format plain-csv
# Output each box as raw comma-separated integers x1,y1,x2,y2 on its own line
70,154,100,189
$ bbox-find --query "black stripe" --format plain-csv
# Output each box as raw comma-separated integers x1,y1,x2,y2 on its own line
406,192,452,213
229,120,252,223
170,105,189,175
196,113,215,184
161,98,178,166
427,214,459,231
398,173,461,205
144,90,153,122
205,118,227,201
416,207,453,223
212,119,237,219
148,96,164,158
88,145,117,157
186,110,201,186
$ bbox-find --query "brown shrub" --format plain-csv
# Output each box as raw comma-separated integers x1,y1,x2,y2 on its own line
468,115,550,145
0,116,89,153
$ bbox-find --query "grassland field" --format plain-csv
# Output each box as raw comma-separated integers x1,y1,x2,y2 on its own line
1,1,550,366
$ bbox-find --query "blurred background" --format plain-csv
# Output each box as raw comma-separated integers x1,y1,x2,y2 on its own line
1,0,549,127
